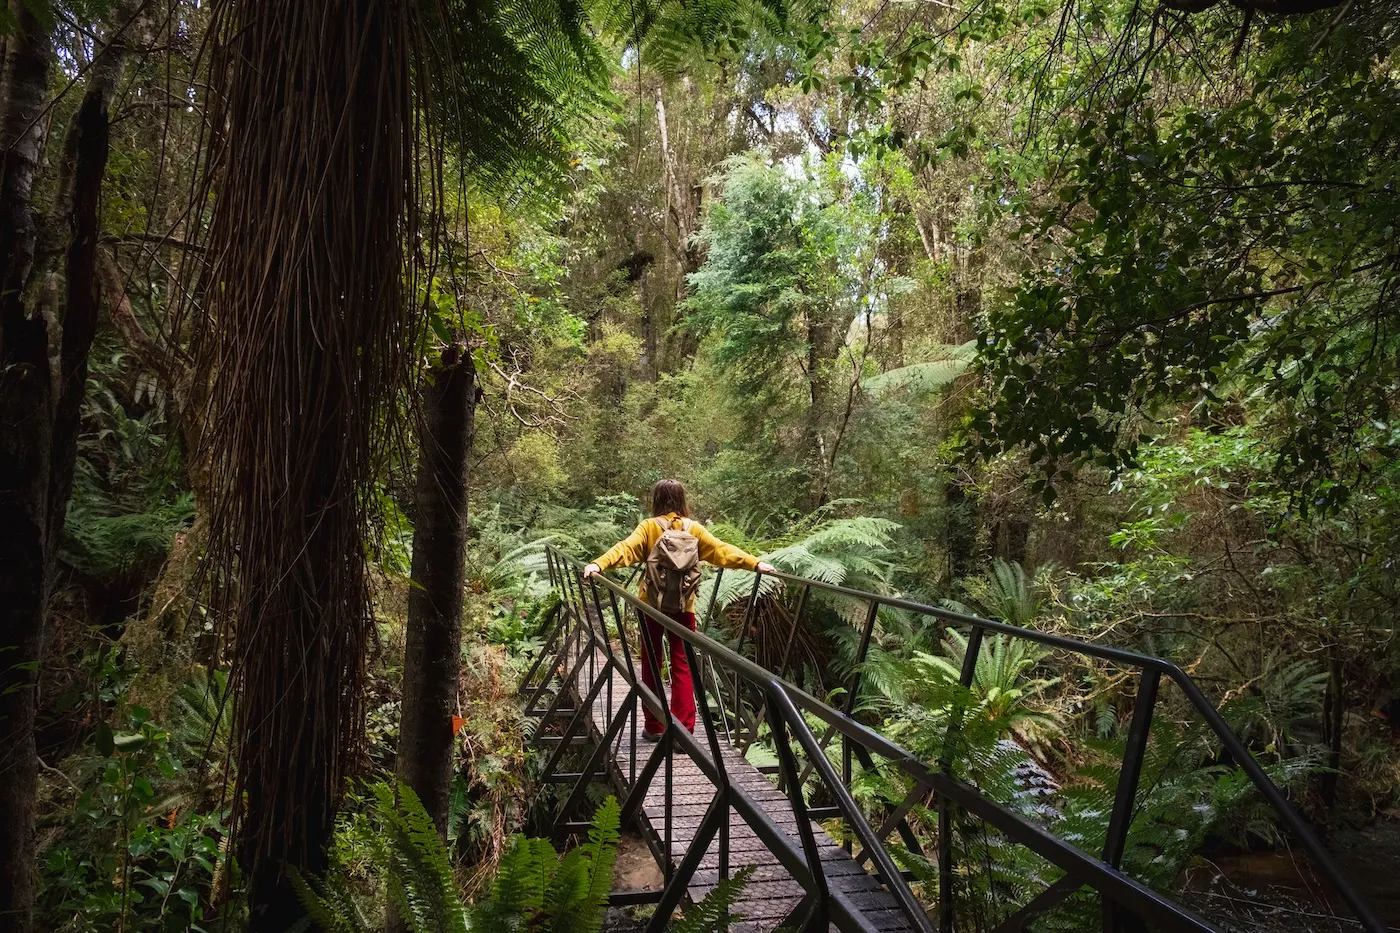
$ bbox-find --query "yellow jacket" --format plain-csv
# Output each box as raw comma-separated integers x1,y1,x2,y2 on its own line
593,512,761,612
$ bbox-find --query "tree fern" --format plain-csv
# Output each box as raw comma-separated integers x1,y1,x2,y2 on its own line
946,559,1051,628
427,0,826,196
697,515,900,613
861,342,975,396
595,0,827,79
869,628,1063,756
468,533,564,596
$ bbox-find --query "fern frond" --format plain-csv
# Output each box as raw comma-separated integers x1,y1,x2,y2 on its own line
290,866,364,933
862,343,975,396
478,835,555,923
671,866,755,933
580,796,621,916
545,796,620,933
397,783,470,933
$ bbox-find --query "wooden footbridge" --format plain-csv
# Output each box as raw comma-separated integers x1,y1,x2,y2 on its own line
520,548,1385,933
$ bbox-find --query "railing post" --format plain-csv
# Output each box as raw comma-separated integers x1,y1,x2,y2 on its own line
604,587,639,782
735,569,764,655
664,724,674,884
630,605,673,882
586,577,626,740
779,583,812,680
769,685,831,925
571,570,598,692
685,640,732,915
842,600,881,851
729,571,766,741
939,624,983,933
703,566,725,629
1101,668,1160,933
846,600,881,715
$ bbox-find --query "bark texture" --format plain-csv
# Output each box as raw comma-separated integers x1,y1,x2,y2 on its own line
0,7,56,926
197,2,417,926
1,4,118,926
398,347,477,834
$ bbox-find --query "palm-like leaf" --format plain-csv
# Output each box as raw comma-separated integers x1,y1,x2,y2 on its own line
697,515,900,614
861,342,975,396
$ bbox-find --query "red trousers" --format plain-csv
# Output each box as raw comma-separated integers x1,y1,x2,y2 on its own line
639,610,697,735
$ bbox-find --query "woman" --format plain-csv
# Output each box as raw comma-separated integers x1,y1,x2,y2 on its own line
584,479,774,738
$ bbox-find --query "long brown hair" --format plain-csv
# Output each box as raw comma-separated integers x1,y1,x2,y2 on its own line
650,479,690,517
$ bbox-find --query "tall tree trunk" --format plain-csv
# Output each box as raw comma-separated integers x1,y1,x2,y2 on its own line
1,4,117,926
0,7,55,926
635,229,656,380
198,2,416,926
49,85,115,586
1320,645,1345,809
398,347,476,834
654,86,705,367
655,88,695,268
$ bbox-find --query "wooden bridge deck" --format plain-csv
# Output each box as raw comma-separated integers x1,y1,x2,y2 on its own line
564,644,915,933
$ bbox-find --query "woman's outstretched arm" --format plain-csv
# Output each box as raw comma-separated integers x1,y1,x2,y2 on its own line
585,521,650,577
694,524,774,573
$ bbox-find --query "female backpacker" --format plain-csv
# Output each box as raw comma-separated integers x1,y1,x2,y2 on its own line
584,480,774,738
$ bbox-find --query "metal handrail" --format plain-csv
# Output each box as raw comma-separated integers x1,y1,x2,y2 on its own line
745,568,1385,933
530,548,1384,933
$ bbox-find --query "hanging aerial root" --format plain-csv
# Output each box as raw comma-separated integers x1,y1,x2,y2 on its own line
193,0,424,920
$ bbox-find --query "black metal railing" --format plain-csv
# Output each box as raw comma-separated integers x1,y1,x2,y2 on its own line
521,547,1385,933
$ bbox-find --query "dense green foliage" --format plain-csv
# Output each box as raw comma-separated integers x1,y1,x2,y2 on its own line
292,787,620,933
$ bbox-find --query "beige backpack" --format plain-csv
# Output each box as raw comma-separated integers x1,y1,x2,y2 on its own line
644,517,701,614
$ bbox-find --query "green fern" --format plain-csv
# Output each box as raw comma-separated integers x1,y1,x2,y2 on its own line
483,836,556,921
861,342,975,396
671,866,754,933
946,559,1052,628
297,786,626,933
533,796,619,933
171,667,232,765
697,514,900,614
865,627,1063,756
291,866,375,933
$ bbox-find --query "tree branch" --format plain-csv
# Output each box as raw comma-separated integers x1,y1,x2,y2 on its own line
98,246,184,388
1158,0,1348,13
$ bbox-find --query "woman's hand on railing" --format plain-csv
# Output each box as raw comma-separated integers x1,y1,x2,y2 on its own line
756,561,775,574
583,562,602,578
